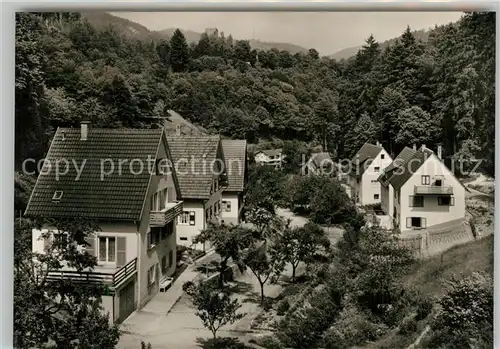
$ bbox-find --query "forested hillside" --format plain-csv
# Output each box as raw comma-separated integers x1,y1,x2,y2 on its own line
16,12,495,176
329,29,429,60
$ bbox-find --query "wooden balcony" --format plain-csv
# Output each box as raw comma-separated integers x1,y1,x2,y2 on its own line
150,201,183,227
414,185,453,195
46,258,137,295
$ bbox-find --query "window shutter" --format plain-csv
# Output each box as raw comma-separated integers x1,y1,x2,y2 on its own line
159,190,165,209
406,217,412,228
422,218,427,228
189,211,195,226
84,233,95,256
167,187,174,202
451,196,455,206
116,237,127,267
409,196,414,207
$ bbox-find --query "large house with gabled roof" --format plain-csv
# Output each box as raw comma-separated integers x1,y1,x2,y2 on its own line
348,142,393,205
378,145,467,233
221,139,248,225
25,122,183,324
166,135,227,250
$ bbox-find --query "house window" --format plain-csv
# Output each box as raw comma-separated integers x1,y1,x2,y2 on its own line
374,194,380,200
381,154,385,159
151,190,167,211
218,200,221,212
52,190,63,202
147,264,156,286
210,206,213,219
406,217,426,229
223,200,231,212
374,167,380,172
189,211,195,225
179,211,189,225
438,196,454,206
180,237,188,241
421,175,430,185
434,179,443,186
160,221,173,240
98,236,116,263
409,195,424,207
148,228,160,249
168,250,173,268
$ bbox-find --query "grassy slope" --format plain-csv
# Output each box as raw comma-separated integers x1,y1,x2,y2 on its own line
364,235,494,349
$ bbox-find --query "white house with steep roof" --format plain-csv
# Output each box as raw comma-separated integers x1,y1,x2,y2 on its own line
379,145,467,233
25,122,183,324
348,142,393,205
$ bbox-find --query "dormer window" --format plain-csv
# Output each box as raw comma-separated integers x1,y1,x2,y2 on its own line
52,191,63,202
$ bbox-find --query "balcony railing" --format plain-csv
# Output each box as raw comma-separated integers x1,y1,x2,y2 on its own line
150,201,183,227
46,258,137,295
414,185,453,195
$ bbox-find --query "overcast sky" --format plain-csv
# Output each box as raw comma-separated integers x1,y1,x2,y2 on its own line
112,12,463,55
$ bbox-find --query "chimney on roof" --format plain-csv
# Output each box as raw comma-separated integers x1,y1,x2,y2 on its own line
437,145,442,160
376,141,381,147
413,144,416,151
421,144,426,151
80,121,90,141
176,124,181,136
61,131,65,141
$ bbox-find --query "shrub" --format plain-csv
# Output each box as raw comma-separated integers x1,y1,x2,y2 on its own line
322,302,386,349
253,335,285,349
398,316,418,335
276,299,290,316
415,297,433,321
182,281,195,295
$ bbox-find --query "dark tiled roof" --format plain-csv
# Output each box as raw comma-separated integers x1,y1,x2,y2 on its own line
257,148,283,157
388,148,434,190
311,152,333,168
166,135,223,199
353,143,383,164
222,140,247,192
25,128,164,220
379,147,416,184
352,143,383,176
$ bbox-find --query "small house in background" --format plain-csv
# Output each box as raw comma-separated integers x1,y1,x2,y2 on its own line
25,122,183,324
254,148,285,170
347,142,393,205
221,139,248,225
378,144,467,233
166,135,227,250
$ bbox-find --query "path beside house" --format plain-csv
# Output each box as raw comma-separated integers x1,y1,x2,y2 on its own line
117,209,314,349
117,260,295,349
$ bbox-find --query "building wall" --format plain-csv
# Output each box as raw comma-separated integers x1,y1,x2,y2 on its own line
359,149,393,205
32,223,139,265
221,192,240,225
380,184,394,217
177,200,205,248
177,188,222,250
138,138,179,308
399,154,466,233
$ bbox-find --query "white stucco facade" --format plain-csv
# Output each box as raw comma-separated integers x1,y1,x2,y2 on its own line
397,154,466,233
356,148,393,205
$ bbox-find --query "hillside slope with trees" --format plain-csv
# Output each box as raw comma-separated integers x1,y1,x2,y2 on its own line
16,11,495,180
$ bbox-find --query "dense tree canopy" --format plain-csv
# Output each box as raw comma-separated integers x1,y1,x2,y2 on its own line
15,12,495,176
